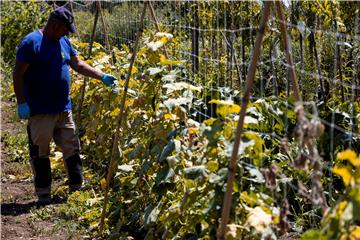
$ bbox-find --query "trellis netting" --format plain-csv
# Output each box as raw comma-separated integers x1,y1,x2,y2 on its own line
4,0,360,238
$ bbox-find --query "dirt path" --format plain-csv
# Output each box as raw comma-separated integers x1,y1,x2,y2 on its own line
1,101,68,239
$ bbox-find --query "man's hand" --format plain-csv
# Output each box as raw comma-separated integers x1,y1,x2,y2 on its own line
101,74,117,88
17,103,30,119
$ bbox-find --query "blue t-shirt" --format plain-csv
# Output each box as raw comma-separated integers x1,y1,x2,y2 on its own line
16,30,77,115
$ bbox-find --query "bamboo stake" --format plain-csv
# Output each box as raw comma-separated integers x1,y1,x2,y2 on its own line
275,1,302,103
98,2,148,234
97,1,111,54
220,31,242,88
148,1,169,59
217,2,272,239
331,2,345,102
69,0,81,41
312,33,326,100
76,4,99,129
276,0,328,214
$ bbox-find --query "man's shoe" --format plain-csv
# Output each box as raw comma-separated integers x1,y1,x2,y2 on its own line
37,193,52,205
69,184,82,194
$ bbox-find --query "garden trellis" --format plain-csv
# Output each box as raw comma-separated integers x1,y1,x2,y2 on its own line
4,0,360,238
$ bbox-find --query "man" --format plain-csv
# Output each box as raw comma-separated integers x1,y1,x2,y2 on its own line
13,7,116,204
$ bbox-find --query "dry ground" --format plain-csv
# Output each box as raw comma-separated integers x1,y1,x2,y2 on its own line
0,101,70,240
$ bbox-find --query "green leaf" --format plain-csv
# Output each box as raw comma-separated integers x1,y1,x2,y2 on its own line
157,140,175,163
184,166,209,180
300,229,325,240
155,167,175,186
209,168,228,184
144,203,161,225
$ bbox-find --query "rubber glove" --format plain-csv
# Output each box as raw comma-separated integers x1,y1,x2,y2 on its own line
101,73,117,88
17,103,30,119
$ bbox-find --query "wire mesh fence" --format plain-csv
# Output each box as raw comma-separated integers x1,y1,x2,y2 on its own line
2,0,360,238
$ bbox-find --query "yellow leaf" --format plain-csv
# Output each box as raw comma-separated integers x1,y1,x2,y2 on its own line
148,52,160,64
110,108,120,117
233,181,239,193
349,226,360,240
333,165,353,186
100,178,107,190
273,215,280,225
209,99,240,117
337,149,357,162
160,36,167,44
188,127,199,135
349,157,360,167
206,161,219,172
203,118,216,126
159,54,183,65
164,113,178,121
355,169,360,184
131,66,138,75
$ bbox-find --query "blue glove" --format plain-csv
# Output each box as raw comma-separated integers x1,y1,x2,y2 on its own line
17,103,30,119
101,74,117,88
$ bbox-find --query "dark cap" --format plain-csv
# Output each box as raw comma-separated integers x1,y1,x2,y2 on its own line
49,7,76,33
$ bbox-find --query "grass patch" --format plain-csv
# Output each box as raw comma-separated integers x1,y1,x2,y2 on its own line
2,132,29,163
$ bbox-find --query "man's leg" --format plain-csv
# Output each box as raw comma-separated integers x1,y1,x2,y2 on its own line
53,111,82,193
27,114,56,203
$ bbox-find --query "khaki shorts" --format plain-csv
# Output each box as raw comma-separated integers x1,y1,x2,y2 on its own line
27,111,80,160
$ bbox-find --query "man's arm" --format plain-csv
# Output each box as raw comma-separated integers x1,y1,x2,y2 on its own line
13,60,29,104
69,55,103,80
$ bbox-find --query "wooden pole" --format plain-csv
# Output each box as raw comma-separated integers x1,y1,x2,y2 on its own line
76,4,99,129
98,2,148,234
148,1,170,59
217,2,272,239
275,1,302,103
276,0,328,215
97,1,111,53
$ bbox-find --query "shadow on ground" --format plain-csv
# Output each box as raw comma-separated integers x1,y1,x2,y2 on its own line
1,196,67,216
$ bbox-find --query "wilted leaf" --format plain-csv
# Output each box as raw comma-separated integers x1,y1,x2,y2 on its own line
225,224,242,240
245,206,272,233
100,178,107,190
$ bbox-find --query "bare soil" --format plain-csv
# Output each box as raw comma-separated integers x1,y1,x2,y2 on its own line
0,101,70,240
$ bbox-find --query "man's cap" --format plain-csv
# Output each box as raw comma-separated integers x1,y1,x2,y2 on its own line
49,7,76,33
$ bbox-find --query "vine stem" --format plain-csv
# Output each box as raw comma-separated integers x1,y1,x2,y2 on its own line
98,2,148,234
217,2,272,239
